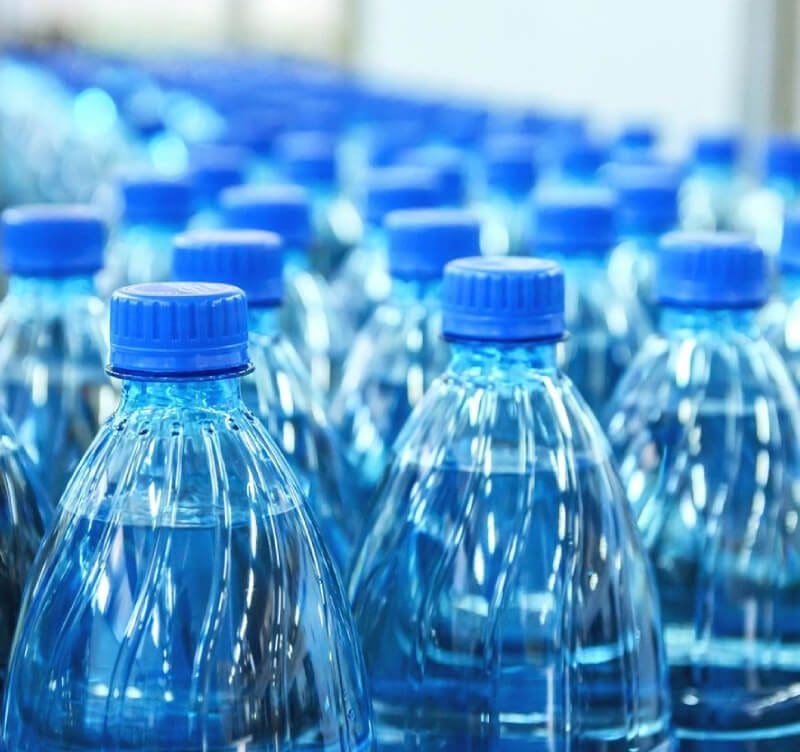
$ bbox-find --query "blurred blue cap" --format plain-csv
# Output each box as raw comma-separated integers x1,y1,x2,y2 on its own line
120,173,194,226
532,188,617,254
221,183,311,247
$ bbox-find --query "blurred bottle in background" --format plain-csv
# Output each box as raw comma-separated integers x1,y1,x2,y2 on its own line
606,232,800,750
735,135,800,257
221,183,353,395
0,205,116,501
477,135,538,256
2,282,373,751
607,162,682,315
613,121,659,163
680,133,744,231
274,130,361,277
350,256,674,751
172,229,355,571
101,173,193,295
187,145,248,229
329,166,441,329
532,189,650,412
330,209,480,519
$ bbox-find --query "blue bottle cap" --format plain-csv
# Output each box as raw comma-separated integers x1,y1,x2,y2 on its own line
434,102,488,147
616,123,657,151
363,167,441,226
275,131,338,186
386,209,482,281
781,209,800,273
656,232,768,309
189,146,249,205
608,163,681,235
173,229,283,306
442,256,564,342
222,107,284,153
109,282,250,377
765,135,800,182
693,133,739,167
532,188,617,254
398,147,469,206
120,173,194,226
221,183,312,247
559,138,610,180
1,204,106,277
483,136,538,196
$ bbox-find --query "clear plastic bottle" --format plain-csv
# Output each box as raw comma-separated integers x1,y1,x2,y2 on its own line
329,166,440,330
0,409,51,699
0,205,117,501
680,133,743,231
274,130,362,278
221,183,353,396
172,229,354,571
330,209,480,519
102,173,193,296
349,256,674,751
2,282,373,751
761,210,800,384
532,189,650,413
735,135,800,257
187,145,248,230
605,233,800,750
478,135,538,256
607,163,681,315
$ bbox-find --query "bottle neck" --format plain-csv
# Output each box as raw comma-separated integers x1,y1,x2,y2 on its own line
248,305,281,337
7,273,96,299
448,340,559,377
551,251,608,278
657,306,760,335
389,276,441,303
117,374,243,411
283,245,309,274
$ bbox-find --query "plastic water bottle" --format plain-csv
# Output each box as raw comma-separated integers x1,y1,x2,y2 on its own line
330,209,480,517
274,130,362,278
605,233,800,750
761,210,800,383
478,135,538,256
0,205,117,501
187,145,248,229
102,173,193,295
397,145,470,207
329,166,441,329
349,255,674,751
680,133,743,231
607,163,681,314
172,229,355,571
735,135,800,256
532,189,650,412
0,412,51,698
2,282,373,751
614,122,658,163
221,183,353,395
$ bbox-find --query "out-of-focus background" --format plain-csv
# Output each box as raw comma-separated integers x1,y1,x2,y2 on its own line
2,0,797,149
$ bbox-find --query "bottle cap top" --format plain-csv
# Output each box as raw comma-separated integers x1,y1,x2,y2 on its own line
765,135,800,182
693,133,739,167
1,204,106,277
221,183,311,247
608,163,681,236
190,146,249,205
483,136,538,196
363,167,441,226
275,131,338,186
386,209,481,281
120,173,194,226
110,282,250,377
656,232,768,309
172,229,283,307
442,256,564,342
532,188,616,254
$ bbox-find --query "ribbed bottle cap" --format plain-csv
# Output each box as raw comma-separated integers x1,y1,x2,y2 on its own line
363,167,441,225
532,189,617,254
398,147,469,206
386,209,481,281
109,282,250,377
172,229,283,306
694,133,739,167
781,210,800,273
442,256,564,342
221,183,311,247
765,136,800,182
483,136,538,196
608,163,681,235
120,173,194,226
275,131,338,186
189,146,249,205
1,204,106,277
656,232,768,309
